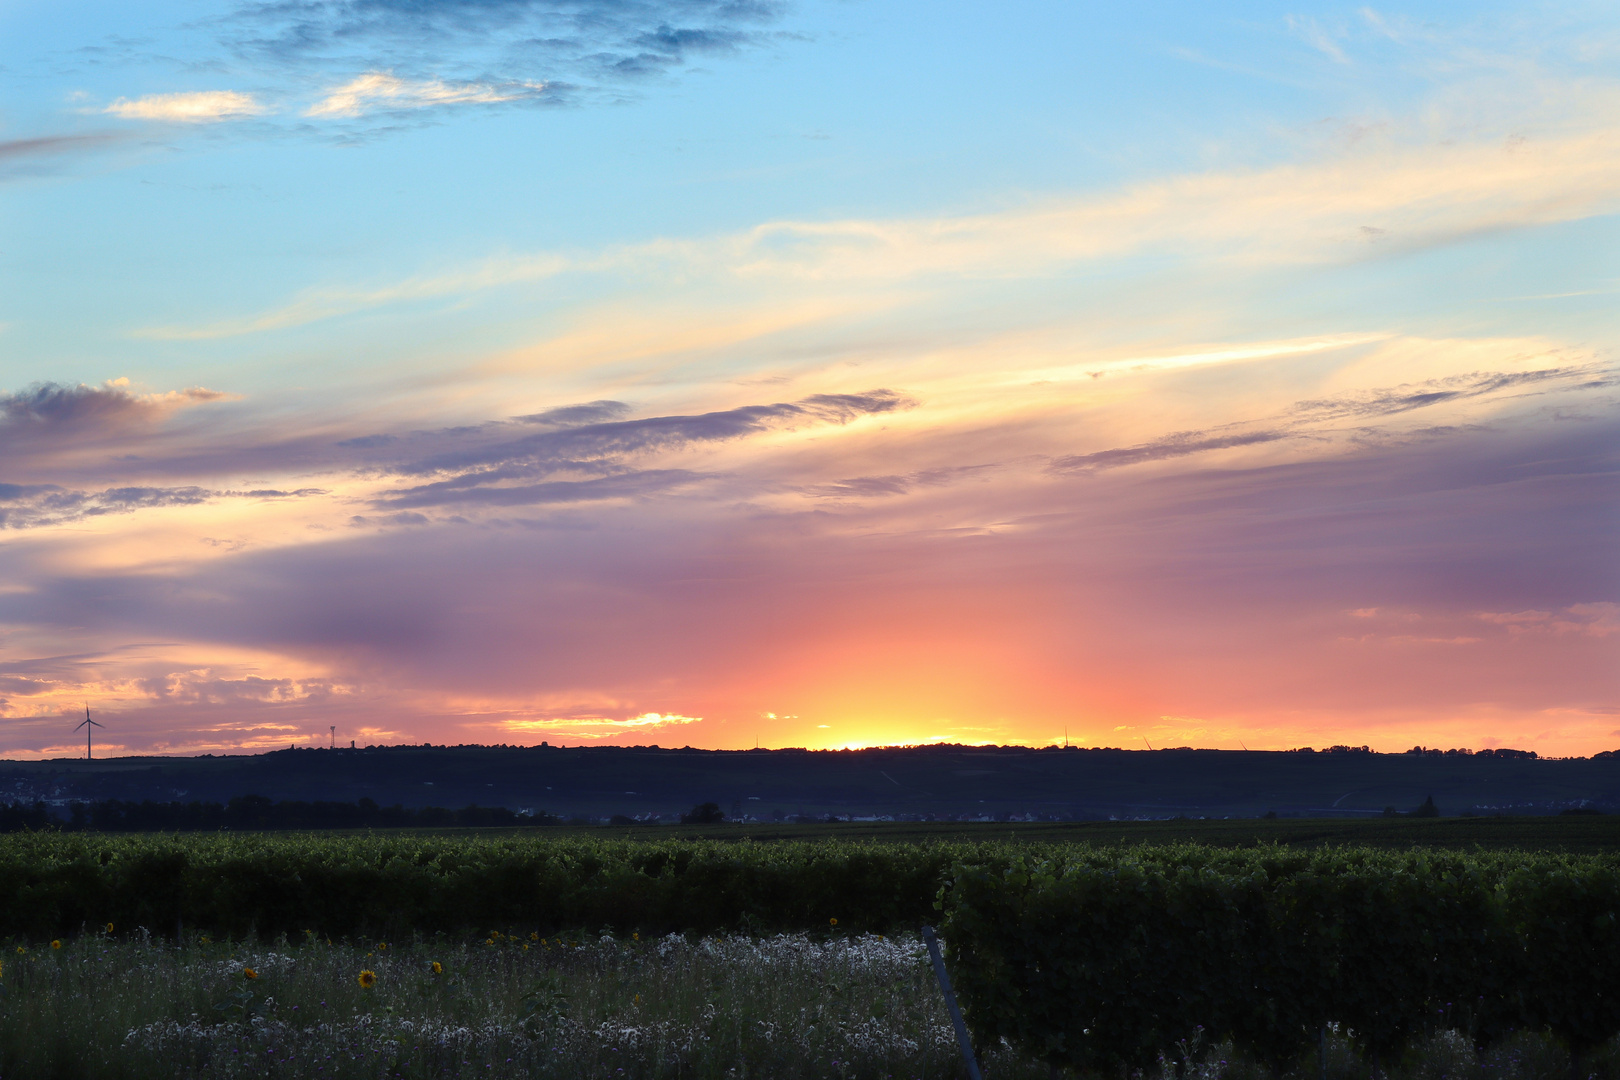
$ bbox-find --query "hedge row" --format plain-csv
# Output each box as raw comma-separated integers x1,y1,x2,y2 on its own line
940,846,1620,1073
0,832,955,940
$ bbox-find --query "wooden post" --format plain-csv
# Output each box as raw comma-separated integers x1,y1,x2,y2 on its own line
921,925,985,1080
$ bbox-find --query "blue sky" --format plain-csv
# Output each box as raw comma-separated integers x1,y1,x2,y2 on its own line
0,0,1616,755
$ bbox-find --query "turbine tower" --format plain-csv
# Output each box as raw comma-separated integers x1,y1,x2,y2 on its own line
75,705,103,760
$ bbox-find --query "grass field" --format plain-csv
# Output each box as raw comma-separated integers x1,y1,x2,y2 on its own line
492,813,1620,851
0,929,1027,1079
2,929,1615,1080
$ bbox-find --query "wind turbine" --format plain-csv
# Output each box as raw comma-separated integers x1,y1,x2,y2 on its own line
76,705,103,760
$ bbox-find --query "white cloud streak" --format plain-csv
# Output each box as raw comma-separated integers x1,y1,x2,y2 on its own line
135,255,570,340
305,73,539,118
138,87,1620,338
1287,15,1352,64
503,712,703,740
104,91,268,122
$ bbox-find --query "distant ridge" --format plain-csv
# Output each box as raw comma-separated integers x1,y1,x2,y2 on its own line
1,743,1614,822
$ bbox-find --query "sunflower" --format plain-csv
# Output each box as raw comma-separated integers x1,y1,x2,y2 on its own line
104,923,114,934
357,969,377,989
828,918,838,927
50,940,61,950
431,961,443,975
243,968,258,980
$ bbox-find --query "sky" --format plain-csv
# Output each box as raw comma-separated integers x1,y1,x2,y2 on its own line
0,0,1616,758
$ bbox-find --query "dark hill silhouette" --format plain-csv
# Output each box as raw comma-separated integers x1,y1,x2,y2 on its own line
1,743,1615,821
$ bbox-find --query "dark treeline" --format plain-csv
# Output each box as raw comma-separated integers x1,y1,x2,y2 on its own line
0,794,564,832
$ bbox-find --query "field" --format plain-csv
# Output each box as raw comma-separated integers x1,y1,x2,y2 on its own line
1,929,1009,1079
4,930,1616,1080
3,824,1620,1078
592,813,1620,851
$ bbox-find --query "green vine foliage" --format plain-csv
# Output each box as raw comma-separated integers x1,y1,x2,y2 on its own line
939,846,1620,1075
0,833,958,940
5,831,1618,1073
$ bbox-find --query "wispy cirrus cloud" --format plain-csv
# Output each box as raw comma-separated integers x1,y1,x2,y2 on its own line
104,90,269,122
373,390,912,509
394,391,911,476
1287,368,1611,421
379,469,709,510
1286,14,1351,64
804,465,994,500
134,253,571,340
1051,430,1294,474
0,484,326,530
135,90,1620,338
0,379,912,525
1048,364,1604,475
304,73,546,118
505,712,702,739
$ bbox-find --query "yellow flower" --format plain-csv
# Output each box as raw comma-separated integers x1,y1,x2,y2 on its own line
529,932,538,941
243,968,258,980
522,943,529,951
357,969,377,989
828,918,838,927
632,933,640,941
15,946,25,955
105,923,114,934
634,993,642,1005
50,939,62,950
431,961,443,975
200,936,211,945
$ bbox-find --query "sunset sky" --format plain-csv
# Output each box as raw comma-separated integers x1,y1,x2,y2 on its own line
0,0,1615,757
